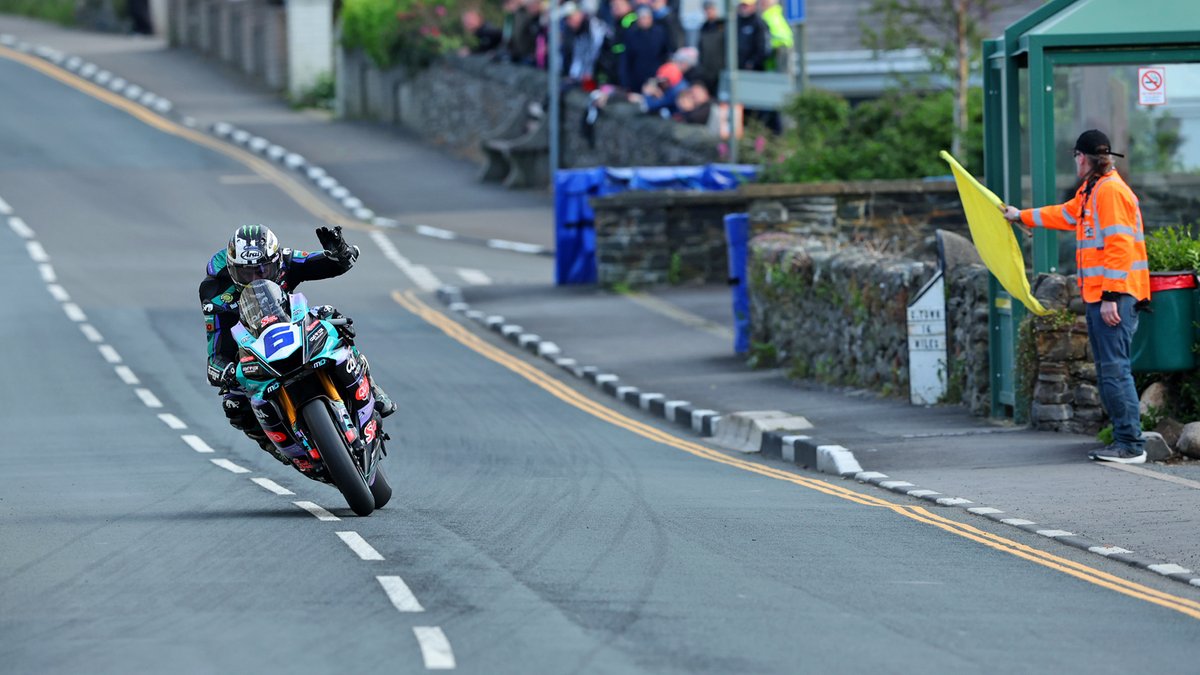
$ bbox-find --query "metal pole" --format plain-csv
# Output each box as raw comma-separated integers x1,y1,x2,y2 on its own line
725,0,738,163
548,3,562,189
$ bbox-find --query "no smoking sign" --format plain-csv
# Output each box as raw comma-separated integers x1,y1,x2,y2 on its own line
1139,67,1166,106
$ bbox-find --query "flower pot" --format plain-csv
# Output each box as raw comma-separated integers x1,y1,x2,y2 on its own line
1131,271,1198,373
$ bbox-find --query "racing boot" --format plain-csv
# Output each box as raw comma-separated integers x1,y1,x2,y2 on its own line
247,429,291,466
372,381,397,418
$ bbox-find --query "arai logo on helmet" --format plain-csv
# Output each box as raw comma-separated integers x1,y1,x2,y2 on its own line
241,246,264,264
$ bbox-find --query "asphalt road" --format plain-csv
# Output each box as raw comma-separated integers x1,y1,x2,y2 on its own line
2,48,1200,674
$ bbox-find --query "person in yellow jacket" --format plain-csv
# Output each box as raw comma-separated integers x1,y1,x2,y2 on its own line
759,0,793,72
1004,129,1149,464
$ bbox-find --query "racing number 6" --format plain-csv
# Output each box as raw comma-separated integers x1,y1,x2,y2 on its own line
263,324,296,358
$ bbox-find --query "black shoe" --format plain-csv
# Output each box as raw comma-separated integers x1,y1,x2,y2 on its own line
1089,445,1147,464
372,382,397,418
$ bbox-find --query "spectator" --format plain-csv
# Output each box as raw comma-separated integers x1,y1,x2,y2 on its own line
619,5,672,92
500,0,523,57
759,0,793,72
736,0,769,72
509,0,544,65
633,62,688,116
675,83,712,125
650,0,684,53
562,1,614,84
460,7,504,55
695,0,725,96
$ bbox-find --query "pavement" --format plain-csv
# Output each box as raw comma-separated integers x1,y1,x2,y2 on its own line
6,13,1200,591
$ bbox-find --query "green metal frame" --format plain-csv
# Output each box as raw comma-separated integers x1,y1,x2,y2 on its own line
983,0,1200,419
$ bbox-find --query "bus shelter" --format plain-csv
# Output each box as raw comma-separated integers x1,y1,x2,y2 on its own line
982,0,1200,419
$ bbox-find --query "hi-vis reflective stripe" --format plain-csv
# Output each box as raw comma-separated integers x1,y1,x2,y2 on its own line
1062,208,1077,225
1079,240,1105,250
1132,260,1149,270
1032,210,1045,228
1103,269,1129,280
1100,224,1143,240
1079,266,1106,278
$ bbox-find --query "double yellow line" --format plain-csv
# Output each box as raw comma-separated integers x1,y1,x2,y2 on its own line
394,290,1200,621
7,39,1198,621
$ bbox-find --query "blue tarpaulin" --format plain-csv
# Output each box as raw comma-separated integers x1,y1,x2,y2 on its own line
724,213,751,355
554,164,758,285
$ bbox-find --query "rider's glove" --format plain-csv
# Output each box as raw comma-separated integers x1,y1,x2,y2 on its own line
316,225,359,265
218,361,239,389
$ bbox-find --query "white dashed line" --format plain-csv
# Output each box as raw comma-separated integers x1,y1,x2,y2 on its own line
1036,529,1075,538
158,413,187,430
8,217,33,238
38,263,56,283
181,435,215,454
26,241,49,262
134,388,162,408
369,231,441,292
0,195,11,214
1089,545,1132,556
211,458,251,474
294,501,340,521
486,239,544,254
251,477,295,496
98,344,122,364
336,531,385,560
47,284,69,301
1001,518,1037,526
415,225,457,240
377,576,426,612
63,303,87,322
79,323,102,342
456,268,492,286
1149,563,1192,576
114,365,139,384
413,627,456,670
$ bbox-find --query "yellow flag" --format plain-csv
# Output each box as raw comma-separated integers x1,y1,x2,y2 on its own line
939,151,1049,316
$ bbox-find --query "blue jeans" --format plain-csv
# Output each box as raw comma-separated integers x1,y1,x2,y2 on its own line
1085,295,1144,451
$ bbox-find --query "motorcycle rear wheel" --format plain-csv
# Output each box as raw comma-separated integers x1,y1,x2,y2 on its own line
301,399,375,516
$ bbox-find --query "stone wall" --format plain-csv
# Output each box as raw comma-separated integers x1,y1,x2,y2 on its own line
1025,274,1105,435
945,264,992,415
337,50,718,178
169,0,289,91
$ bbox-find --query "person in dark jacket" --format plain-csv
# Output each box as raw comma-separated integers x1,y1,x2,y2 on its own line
619,5,672,92
736,0,770,72
508,0,544,65
461,8,503,54
695,0,725,96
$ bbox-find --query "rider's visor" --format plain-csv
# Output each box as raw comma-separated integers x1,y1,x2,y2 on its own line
230,258,281,288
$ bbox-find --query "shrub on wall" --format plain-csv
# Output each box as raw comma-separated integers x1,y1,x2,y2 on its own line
759,87,984,183
342,0,466,70
0,0,76,24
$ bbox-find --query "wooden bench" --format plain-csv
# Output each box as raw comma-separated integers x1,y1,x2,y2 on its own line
479,102,549,189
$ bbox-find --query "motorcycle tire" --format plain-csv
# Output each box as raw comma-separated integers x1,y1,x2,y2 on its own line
301,399,375,516
369,463,392,509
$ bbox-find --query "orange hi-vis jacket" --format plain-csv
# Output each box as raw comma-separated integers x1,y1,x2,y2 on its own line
1020,170,1149,303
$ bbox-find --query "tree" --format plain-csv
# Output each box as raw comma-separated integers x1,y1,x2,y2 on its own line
860,0,999,158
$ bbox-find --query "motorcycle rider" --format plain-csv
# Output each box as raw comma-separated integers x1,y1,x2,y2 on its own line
200,224,396,463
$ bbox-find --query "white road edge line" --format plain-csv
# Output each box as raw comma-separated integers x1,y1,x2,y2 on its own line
26,241,48,262
456,268,492,286
39,263,56,283
377,576,426,612
211,458,251,474
8,216,33,238
134,388,163,408
158,413,187,430
335,531,385,560
368,231,441,292
413,627,456,670
1102,462,1200,491
63,303,87,322
98,344,122,364
114,365,139,384
181,435,216,454
293,501,340,521
251,477,295,496
0,195,11,215
47,284,69,302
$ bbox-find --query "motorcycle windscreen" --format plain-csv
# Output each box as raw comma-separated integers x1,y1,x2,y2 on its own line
238,279,291,337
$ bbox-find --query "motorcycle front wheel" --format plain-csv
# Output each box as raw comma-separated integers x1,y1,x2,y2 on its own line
301,399,375,516
369,463,392,509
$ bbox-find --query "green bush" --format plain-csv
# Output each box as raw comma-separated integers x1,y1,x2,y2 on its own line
759,87,985,183
0,0,76,25
1144,225,1200,273
342,0,466,70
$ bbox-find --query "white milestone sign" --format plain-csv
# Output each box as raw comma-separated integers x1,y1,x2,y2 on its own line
908,271,947,405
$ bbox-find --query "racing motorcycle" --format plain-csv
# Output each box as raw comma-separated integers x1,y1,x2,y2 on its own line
231,279,390,516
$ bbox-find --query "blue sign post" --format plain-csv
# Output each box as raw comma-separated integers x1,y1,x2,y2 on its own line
784,0,805,22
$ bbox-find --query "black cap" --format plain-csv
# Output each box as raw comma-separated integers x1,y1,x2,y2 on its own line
1075,129,1124,158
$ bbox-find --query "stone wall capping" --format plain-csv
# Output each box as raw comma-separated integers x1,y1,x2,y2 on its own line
739,179,958,198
